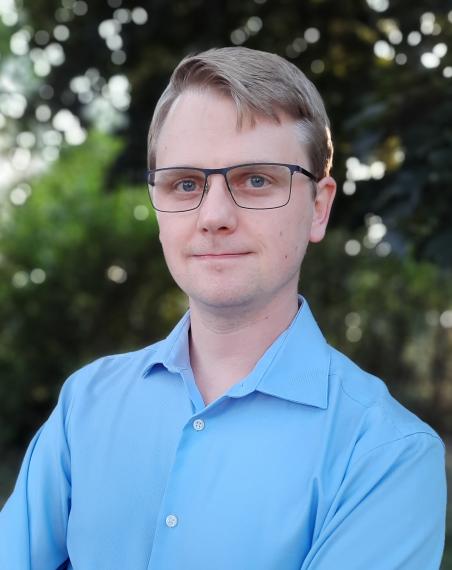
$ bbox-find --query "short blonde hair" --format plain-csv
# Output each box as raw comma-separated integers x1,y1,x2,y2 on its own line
147,47,333,179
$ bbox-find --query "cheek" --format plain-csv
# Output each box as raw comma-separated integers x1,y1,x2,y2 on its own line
277,229,303,263
157,228,178,269
158,222,180,252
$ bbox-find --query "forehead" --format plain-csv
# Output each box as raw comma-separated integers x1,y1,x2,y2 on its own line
154,89,307,168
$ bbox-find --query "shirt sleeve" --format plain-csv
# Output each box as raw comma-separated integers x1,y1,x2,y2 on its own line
300,433,447,570
0,379,73,570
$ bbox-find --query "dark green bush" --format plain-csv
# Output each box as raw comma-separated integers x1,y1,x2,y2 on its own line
0,131,181,451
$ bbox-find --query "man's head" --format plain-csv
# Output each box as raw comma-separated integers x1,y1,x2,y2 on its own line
147,47,333,181
147,47,336,314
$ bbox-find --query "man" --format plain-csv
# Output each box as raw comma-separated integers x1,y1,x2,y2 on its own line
0,47,446,569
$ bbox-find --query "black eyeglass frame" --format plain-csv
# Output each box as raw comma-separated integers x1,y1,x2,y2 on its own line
146,162,320,213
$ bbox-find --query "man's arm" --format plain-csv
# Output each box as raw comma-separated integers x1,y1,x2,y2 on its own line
0,382,72,569
301,433,447,570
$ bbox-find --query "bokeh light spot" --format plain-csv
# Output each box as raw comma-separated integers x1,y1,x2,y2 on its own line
53,24,70,41
345,240,361,256
366,0,389,12
407,31,422,46
36,104,51,121
367,221,387,244
35,30,50,45
106,34,123,51
374,40,395,60
114,8,131,24
12,271,28,288
304,27,320,43
10,30,30,55
311,59,325,74
17,131,36,148
420,12,435,35
440,310,452,328
40,84,54,100
421,52,440,68
107,265,127,283
345,312,361,327
1,3,19,27
369,160,386,179
70,75,91,94
30,268,47,284
346,326,363,342
111,50,127,65
42,129,63,146
134,205,149,220
0,93,27,118
343,181,356,195
132,7,148,25
11,147,31,170
388,29,403,44
42,146,60,162
247,16,262,33
433,43,448,58
230,29,248,45
46,43,65,66
10,186,29,205
98,19,120,39
376,242,392,257
73,1,88,16
65,127,87,145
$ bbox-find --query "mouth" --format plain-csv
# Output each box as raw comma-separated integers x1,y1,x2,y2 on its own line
193,252,251,259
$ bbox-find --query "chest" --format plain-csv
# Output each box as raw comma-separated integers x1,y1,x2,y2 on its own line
66,386,349,569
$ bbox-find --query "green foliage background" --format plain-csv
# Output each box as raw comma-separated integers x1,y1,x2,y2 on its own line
0,132,183,449
1,0,451,565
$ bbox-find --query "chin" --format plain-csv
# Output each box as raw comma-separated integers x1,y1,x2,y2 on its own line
187,286,259,310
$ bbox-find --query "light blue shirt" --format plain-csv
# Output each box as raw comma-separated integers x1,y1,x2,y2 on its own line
0,298,447,569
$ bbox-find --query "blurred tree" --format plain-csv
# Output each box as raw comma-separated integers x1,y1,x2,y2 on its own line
0,130,182,450
301,232,452,435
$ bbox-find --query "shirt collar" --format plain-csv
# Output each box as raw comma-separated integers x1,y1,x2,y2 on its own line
252,298,330,409
142,296,330,409
142,310,192,375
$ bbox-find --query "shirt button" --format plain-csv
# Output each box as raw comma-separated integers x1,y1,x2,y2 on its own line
165,514,178,528
193,418,205,431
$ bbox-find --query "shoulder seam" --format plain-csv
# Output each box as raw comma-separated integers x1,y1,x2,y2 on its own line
334,371,386,410
350,431,445,467
337,378,407,438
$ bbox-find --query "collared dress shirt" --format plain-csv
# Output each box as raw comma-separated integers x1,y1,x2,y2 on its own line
0,297,447,569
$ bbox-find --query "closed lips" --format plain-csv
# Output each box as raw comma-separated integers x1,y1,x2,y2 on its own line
194,252,250,256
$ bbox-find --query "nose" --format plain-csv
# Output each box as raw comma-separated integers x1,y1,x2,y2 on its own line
196,173,239,234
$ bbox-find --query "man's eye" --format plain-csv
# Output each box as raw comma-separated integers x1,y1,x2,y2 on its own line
248,175,267,188
176,179,199,192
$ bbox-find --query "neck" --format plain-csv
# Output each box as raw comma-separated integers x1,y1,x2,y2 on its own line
188,293,300,404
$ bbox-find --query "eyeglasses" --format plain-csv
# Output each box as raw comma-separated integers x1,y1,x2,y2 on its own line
146,162,319,213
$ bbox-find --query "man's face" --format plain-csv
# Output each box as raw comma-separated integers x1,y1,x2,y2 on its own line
154,89,335,312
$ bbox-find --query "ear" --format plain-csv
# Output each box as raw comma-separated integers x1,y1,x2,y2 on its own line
309,176,336,243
